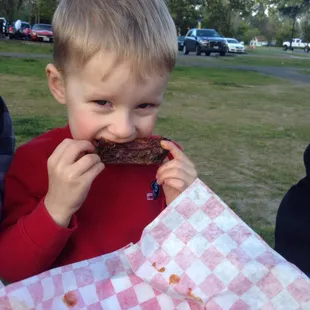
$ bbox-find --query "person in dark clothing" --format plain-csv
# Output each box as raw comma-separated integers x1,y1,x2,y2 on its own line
0,97,14,220
275,144,310,276
0,20,4,38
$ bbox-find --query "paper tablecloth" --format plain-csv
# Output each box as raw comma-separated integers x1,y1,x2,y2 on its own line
0,179,310,310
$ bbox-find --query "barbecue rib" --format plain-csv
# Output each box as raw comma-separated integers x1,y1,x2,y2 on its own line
96,137,169,165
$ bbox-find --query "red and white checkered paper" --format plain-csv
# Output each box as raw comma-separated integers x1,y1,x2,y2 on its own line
1,179,310,310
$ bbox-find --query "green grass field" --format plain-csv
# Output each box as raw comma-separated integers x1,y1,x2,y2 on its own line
246,46,310,58
218,55,310,68
0,40,53,54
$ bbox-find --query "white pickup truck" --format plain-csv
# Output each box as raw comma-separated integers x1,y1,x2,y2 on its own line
283,38,310,52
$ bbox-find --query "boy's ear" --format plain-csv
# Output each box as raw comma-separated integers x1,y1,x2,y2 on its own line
46,64,66,105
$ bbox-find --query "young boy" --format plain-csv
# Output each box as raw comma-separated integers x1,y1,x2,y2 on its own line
0,0,197,283
275,144,310,277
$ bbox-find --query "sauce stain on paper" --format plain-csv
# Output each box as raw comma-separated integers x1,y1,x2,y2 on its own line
152,262,165,273
63,292,77,308
169,274,180,285
187,288,203,305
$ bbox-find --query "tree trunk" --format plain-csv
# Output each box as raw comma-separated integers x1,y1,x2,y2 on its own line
290,11,297,50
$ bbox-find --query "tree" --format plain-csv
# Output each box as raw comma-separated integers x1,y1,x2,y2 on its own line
202,0,256,37
242,27,260,44
0,0,17,20
275,18,293,45
277,0,310,48
301,14,310,41
168,0,204,35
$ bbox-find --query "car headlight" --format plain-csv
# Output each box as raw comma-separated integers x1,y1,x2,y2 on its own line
199,40,209,44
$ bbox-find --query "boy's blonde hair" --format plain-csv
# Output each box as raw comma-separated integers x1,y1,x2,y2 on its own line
52,0,177,80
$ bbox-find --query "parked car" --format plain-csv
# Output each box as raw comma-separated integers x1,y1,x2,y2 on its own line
0,17,8,36
282,38,310,51
224,38,245,53
178,36,185,51
183,28,228,56
8,21,31,40
30,24,53,42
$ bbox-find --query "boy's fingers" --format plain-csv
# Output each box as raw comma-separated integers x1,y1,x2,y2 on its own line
157,159,193,177
163,178,186,192
60,140,95,165
161,140,194,167
49,138,72,161
157,166,195,186
73,153,103,176
83,161,105,183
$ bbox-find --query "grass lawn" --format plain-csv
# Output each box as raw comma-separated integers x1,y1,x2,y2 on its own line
246,46,310,58
179,52,310,69
1,56,310,248
218,54,310,68
177,52,310,69
299,69,310,75
219,55,310,69
0,39,53,54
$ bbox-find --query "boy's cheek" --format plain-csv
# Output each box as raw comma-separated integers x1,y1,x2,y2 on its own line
68,112,96,140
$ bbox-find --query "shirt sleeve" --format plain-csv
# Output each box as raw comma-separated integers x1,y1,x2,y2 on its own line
0,144,77,283
0,96,15,221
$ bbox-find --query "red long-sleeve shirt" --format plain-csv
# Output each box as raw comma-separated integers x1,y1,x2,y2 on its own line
0,126,166,283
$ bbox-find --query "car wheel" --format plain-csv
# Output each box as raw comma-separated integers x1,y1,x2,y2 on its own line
9,34,13,40
220,52,226,57
306,47,310,53
205,51,211,56
283,45,288,51
183,44,189,55
195,44,201,56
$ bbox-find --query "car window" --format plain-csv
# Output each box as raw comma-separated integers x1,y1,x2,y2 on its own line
197,29,220,37
21,23,30,28
187,30,193,37
32,24,52,31
227,39,239,43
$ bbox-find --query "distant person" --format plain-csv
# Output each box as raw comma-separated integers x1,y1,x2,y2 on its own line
0,97,15,219
0,0,197,283
275,144,310,277
0,19,4,38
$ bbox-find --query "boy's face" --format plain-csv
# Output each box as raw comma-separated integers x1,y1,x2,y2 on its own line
47,52,169,143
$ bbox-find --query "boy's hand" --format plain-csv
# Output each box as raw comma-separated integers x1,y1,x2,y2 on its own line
44,139,104,228
156,140,197,206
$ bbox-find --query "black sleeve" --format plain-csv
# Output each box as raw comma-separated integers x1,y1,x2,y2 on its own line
274,178,310,273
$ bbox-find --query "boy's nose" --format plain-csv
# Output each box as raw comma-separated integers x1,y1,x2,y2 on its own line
108,116,135,141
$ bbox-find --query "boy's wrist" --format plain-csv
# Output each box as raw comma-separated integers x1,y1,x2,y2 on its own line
44,198,73,228
49,212,72,228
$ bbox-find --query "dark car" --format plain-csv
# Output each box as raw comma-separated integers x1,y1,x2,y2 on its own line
183,28,228,56
8,21,31,40
178,36,185,51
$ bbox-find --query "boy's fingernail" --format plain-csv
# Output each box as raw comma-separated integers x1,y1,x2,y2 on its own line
160,140,167,147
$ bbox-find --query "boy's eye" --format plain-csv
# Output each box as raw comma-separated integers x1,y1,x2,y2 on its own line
137,103,153,109
94,100,108,106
